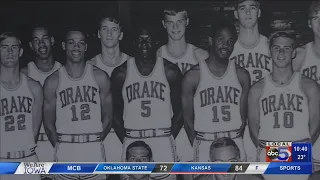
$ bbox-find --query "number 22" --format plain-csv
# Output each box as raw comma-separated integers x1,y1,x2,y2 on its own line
5,114,26,132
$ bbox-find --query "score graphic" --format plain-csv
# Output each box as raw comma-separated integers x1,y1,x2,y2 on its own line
266,142,292,162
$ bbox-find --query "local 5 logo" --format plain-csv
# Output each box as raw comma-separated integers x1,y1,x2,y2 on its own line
266,147,292,162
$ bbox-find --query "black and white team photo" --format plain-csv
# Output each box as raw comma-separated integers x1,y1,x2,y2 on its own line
1,0,320,180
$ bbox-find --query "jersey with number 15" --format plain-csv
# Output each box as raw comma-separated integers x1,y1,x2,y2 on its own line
193,60,242,133
122,58,172,130
229,35,272,84
258,73,310,141
55,64,103,134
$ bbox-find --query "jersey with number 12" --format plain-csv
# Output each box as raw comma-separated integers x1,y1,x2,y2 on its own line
0,73,36,152
258,73,310,141
229,35,272,84
55,64,103,134
193,60,242,133
122,58,172,130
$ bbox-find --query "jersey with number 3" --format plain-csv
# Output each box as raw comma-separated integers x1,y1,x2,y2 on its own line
194,60,242,133
55,64,103,134
300,42,320,84
229,35,272,84
122,57,172,130
0,73,35,152
258,73,310,141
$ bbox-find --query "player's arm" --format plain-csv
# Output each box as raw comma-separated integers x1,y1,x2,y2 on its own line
93,67,113,141
301,76,320,143
20,66,28,76
164,59,183,139
292,45,307,72
111,62,127,143
247,78,265,147
28,78,43,144
194,47,209,62
43,71,59,147
236,66,251,136
182,65,200,145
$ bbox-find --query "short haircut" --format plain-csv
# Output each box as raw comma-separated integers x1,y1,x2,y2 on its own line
99,15,122,30
64,26,87,42
0,32,22,47
209,137,240,158
30,25,52,39
235,0,260,9
308,1,320,19
162,4,188,20
211,20,238,40
126,141,153,160
269,31,296,49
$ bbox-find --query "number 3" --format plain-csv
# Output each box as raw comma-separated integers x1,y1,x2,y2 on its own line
4,114,26,132
141,100,151,117
253,70,263,83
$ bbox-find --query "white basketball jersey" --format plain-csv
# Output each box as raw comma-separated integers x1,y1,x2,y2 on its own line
27,61,61,135
55,64,103,134
194,60,243,133
122,58,172,129
90,53,129,76
300,42,320,83
258,73,310,141
159,43,199,74
0,73,36,152
27,61,62,86
230,35,272,84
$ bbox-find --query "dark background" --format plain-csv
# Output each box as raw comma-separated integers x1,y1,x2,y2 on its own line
0,0,312,67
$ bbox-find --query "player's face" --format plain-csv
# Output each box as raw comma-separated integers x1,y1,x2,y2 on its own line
62,31,87,63
0,37,23,68
98,20,123,48
212,28,235,60
135,29,155,60
30,27,53,60
309,10,320,39
270,37,294,68
235,0,260,28
127,146,151,179
210,146,239,180
162,12,188,41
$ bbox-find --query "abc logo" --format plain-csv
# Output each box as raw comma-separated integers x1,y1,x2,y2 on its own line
267,148,279,160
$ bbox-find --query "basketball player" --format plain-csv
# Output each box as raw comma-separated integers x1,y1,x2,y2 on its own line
43,28,112,180
230,0,272,162
111,25,182,180
21,27,61,179
182,20,250,163
125,141,153,180
0,32,42,180
292,0,320,170
248,32,319,180
309,171,320,180
157,4,209,163
196,137,264,180
87,16,130,163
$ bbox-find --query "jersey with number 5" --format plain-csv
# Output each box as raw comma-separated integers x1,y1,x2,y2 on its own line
122,57,172,130
193,60,243,133
0,73,36,152
55,64,103,134
258,73,310,141
229,35,272,84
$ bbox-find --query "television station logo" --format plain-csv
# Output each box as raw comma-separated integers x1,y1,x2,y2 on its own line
266,142,292,162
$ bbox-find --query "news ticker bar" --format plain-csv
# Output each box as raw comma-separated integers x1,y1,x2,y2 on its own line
0,162,312,175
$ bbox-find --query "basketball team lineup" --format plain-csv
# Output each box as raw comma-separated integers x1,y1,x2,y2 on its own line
1,0,320,180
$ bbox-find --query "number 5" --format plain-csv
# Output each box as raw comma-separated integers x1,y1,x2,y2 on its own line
141,100,151,117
